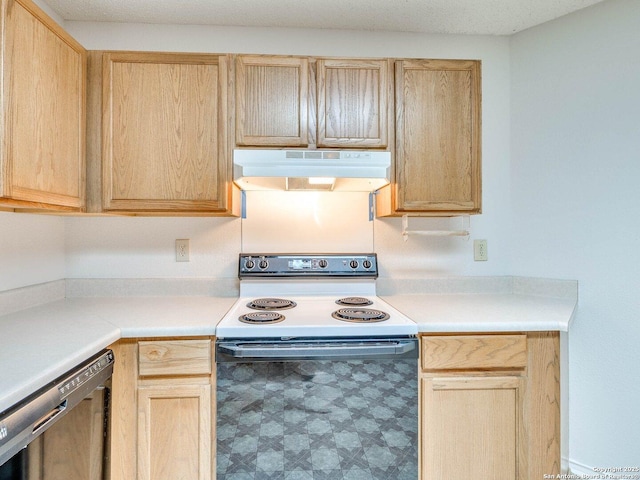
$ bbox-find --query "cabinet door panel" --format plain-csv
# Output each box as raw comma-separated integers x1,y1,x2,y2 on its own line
137,384,212,480
1,0,85,209
393,59,481,214
103,52,229,212
235,55,308,146
317,59,391,148
421,376,525,480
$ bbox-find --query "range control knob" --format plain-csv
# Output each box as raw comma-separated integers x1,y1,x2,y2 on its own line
318,259,328,269
245,259,255,270
258,259,269,270
349,260,359,269
363,259,372,269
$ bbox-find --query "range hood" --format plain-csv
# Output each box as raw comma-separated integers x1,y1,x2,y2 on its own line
233,149,391,192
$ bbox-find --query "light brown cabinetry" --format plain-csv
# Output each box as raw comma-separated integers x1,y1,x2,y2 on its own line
0,0,86,211
235,55,309,147
316,58,392,148
95,51,236,214
235,55,393,149
419,333,560,480
377,59,481,216
109,338,216,480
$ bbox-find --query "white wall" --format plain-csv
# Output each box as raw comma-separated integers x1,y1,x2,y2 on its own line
510,0,640,470
0,212,65,291
60,22,511,280
64,216,240,279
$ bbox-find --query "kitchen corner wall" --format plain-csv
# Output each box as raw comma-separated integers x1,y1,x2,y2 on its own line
0,212,65,291
510,0,640,470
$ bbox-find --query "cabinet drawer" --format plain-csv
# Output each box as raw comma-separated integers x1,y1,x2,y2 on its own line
138,340,212,376
421,335,527,371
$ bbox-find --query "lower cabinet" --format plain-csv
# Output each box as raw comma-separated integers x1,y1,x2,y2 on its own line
419,332,560,480
109,338,216,480
108,333,558,480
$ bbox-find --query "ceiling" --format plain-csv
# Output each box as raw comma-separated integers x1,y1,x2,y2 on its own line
43,0,607,36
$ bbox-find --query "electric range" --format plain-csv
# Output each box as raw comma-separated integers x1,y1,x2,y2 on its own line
216,253,417,339
215,254,420,478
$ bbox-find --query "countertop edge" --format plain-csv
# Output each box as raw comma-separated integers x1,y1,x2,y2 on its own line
0,278,578,413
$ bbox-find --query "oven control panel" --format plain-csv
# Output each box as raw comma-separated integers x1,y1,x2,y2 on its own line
239,254,378,277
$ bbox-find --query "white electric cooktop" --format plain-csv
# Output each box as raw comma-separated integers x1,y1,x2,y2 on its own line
217,254,418,339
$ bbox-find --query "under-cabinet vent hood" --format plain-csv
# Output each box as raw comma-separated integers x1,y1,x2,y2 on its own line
233,149,391,192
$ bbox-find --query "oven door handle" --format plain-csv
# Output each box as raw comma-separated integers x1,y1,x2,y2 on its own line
217,340,417,359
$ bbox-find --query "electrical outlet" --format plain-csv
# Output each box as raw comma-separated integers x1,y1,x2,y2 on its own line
176,239,190,262
474,239,488,261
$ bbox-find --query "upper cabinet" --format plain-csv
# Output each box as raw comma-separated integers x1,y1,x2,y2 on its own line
235,55,393,150
316,58,392,148
0,0,86,211
377,59,481,216
1,27,480,217
98,52,236,214
235,55,309,147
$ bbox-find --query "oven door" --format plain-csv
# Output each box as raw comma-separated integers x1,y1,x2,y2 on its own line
216,337,418,479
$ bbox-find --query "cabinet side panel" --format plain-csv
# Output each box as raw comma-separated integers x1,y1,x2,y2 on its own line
85,51,104,213
109,340,138,480
526,332,561,478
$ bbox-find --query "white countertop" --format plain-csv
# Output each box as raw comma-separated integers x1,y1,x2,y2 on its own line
0,277,577,413
0,300,120,415
0,296,236,413
382,293,576,332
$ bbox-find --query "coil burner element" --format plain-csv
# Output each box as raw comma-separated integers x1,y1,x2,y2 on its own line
246,298,297,310
331,308,390,323
335,297,374,306
239,312,285,324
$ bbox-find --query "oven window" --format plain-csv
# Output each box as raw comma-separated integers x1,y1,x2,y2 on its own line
217,359,418,479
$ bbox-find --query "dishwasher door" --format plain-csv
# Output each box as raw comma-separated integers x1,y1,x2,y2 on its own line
0,350,113,480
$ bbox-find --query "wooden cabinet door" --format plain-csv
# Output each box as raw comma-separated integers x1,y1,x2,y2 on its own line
137,383,213,480
420,375,526,480
1,0,86,210
102,52,230,212
316,58,392,148
385,59,481,215
235,55,308,146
